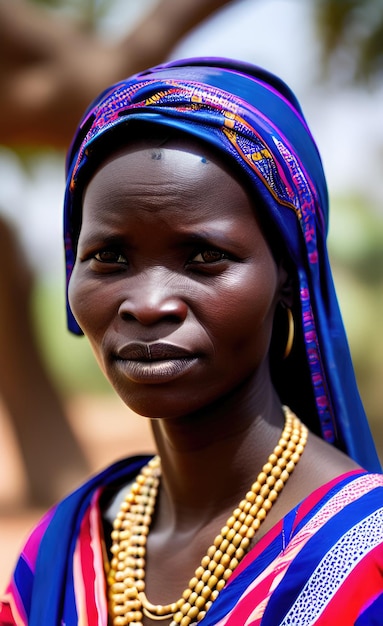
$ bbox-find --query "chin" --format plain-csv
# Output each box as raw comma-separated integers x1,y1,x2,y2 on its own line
113,386,186,420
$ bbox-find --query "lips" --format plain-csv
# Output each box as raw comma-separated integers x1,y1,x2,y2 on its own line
117,342,195,362
114,342,198,384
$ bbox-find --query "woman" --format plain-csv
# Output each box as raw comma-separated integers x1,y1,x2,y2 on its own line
1,58,382,625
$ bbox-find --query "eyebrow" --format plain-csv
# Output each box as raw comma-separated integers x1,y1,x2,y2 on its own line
78,223,248,254
77,231,126,249
177,229,246,250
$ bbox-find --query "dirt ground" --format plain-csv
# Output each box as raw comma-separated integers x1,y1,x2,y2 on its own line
0,393,155,592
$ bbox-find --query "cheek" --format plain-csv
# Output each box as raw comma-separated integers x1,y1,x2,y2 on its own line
68,269,107,337
201,263,279,357
68,271,113,373
68,270,87,330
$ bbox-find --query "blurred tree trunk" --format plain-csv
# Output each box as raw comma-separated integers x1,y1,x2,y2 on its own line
0,217,89,507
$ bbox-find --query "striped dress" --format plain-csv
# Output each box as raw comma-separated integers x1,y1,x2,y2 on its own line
1,459,382,625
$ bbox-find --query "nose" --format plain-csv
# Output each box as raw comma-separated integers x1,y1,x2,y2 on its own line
117,273,188,326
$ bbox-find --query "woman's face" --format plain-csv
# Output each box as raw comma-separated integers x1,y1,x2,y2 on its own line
69,142,286,418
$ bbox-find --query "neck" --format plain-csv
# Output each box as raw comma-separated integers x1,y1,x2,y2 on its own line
149,380,285,530
107,407,308,626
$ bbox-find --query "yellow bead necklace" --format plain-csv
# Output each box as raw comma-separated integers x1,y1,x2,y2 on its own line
108,406,308,625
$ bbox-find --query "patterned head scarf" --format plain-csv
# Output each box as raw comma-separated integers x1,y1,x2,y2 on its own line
64,57,380,472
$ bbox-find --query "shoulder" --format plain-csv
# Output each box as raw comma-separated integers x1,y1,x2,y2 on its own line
292,468,383,536
0,455,151,625
205,470,383,625
263,471,383,624
290,437,383,548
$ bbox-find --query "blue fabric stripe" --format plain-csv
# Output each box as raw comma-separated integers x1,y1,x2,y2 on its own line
355,592,383,625
13,556,34,619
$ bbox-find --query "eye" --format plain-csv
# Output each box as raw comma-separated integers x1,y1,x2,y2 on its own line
191,249,229,264
94,249,127,264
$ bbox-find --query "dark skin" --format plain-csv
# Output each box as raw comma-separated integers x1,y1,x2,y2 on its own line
69,141,358,624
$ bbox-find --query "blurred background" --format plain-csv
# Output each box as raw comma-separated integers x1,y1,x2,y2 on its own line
1,0,382,589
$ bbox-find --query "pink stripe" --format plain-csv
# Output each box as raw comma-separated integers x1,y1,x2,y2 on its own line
79,506,99,625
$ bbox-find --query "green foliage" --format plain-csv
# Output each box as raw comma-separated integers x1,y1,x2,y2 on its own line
29,0,115,31
315,0,383,84
329,195,383,283
329,195,383,451
31,279,111,395
30,0,63,6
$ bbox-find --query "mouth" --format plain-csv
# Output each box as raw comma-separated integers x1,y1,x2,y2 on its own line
117,342,195,361
114,342,198,383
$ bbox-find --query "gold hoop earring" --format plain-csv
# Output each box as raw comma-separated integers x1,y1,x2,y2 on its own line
283,307,294,359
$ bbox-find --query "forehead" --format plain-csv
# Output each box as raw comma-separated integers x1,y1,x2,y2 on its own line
87,134,242,188
83,139,254,218
79,142,276,267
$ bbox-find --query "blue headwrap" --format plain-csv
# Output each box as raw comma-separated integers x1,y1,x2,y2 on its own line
64,57,380,472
